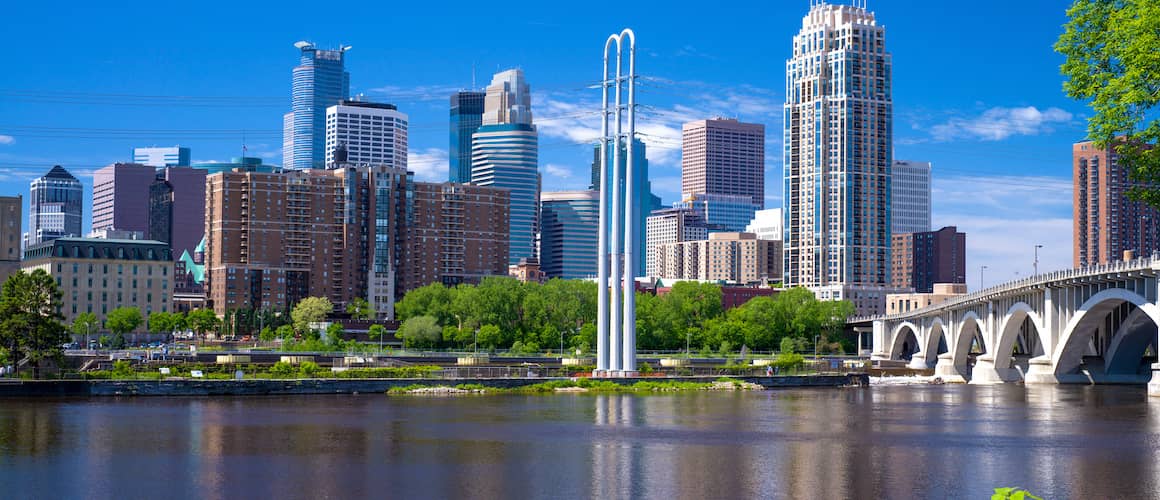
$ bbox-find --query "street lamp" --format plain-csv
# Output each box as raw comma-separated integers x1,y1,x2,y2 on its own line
980,265,988,291
814,334,820,361
1033,244,1043,276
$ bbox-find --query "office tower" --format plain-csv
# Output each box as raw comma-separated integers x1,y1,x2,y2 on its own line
133,146,191,167
681,118,765,208
404,182,510,290
784,2,893,315
0,196,21,282
27,165,84,247
283,41,351,170
645,207,715,277
23,237,173,325
746,208,783,241
1074,141,1160,266
891,160,931,234
143,166,208,259
655,232,779,284
472,69,539,264
590,138,662,276
324,100,407,168
450,91,486,183
540,190,600,279
891,226,966,293
680,193,758,232
92,163,156,235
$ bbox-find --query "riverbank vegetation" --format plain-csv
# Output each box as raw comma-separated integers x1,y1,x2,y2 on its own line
386,378,764,395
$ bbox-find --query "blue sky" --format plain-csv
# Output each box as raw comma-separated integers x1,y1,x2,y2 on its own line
0,0,1084,289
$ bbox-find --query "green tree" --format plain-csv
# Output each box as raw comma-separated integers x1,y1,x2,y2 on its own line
368,324,388,351
291,296,333,334
345,298,373,320
106,307,143,348
398,315,442,348
475,324,505,350
326,322,346,349
258,327,275,342
71,311,100,347
148,311,179,335
1057,0,1160,208
275,324,296,341
395,283,453,324
186,309,221,341
0,270,69,378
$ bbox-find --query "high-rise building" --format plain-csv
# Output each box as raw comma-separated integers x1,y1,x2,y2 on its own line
27,165,84,247
655,232,780,284
133,146,190,167
0,196,21,282
681,118,765,208
590,138,662,276
324,100,407,168
783,2,894,315
1074,141,1160,267
404,182,510,290
746,208,783,241
540,190,600,279
92,163,156,235
283,41,350,170
23,237,173,325
891,226,966,293
891,160,931,234
645,207,716,277
472,69,539,264
146,167,207,259
450,91,486,183
680,193,758,233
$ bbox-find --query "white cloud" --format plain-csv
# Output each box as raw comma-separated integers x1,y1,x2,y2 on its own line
930,106,1073,142
407,147,448,182
544,163,573,179
0,135,13,145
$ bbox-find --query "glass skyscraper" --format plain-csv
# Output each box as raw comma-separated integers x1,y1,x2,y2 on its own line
26,165,83,247
783,2,894,315
540,191,600,279
449,91,485,183
679,193,757,233
590,138,661,277
283,41,350,170
471,69,539,264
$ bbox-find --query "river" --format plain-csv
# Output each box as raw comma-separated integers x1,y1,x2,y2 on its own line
1,384,1157,499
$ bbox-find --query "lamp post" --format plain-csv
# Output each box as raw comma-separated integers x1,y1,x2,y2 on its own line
814,334,820,362
980,265,988,291
1033,244,1043,276
474,328,479,357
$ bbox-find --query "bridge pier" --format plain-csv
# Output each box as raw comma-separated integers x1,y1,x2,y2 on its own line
968,356,1020,384
1150,364,1160,397
933,353,967,383
1022,355,1058,385
906,353,930,370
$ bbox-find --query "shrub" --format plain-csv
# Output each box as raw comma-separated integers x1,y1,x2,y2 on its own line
111,360,134,378
299,361,321,377
269,361,296,378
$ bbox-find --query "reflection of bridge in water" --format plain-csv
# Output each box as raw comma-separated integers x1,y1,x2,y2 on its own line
851,257,1160,396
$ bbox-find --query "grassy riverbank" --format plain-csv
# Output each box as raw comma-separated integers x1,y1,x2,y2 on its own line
387,378,763,395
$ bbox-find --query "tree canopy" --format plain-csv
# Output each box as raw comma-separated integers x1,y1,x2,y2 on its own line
346,298,373,320
1057,0,1160,207
291,297,333,333
0,270,69,378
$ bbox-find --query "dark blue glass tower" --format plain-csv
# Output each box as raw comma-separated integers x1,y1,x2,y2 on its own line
449,91,485,183
285,42,349,170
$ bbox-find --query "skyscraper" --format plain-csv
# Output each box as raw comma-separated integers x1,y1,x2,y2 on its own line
133,146,191,167
644,207,714,277
146,167,207,258
680,193,759,233
324,100,407,168
27,165,83,247
0,196,21,282
92,163,156,235
283,41,350,170
590,138,662,276
472,69,539,264
891,226,966,293
540,190,600,279
1074,140,1160,266
681,118,765,208
449,91,485,183
784,2,893,315
891,160,931,234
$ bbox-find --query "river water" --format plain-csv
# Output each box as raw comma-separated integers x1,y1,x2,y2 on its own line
1,384,1158,499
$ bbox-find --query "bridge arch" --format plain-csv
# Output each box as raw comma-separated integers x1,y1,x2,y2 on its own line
1053,288,1160,376
952,311,987,368
918,317,949,368
992,302,1046,376
1104,308,1157,375
889,321,920,360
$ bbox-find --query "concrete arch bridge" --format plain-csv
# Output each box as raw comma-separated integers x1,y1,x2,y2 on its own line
852,257,1160,396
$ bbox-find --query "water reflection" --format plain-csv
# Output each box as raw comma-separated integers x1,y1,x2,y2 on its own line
0,386,1158,499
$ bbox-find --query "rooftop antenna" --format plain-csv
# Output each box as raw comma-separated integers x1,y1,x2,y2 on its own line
472,61,477,90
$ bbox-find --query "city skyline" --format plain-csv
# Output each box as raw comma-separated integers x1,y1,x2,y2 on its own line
1,0,1086,289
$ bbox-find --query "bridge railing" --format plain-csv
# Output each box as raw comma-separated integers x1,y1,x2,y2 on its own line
851,255,1160,323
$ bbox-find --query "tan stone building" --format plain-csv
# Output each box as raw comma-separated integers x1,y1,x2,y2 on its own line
655,232,780,284
22,237,174,327
0,195,21,283
885,283,967,315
